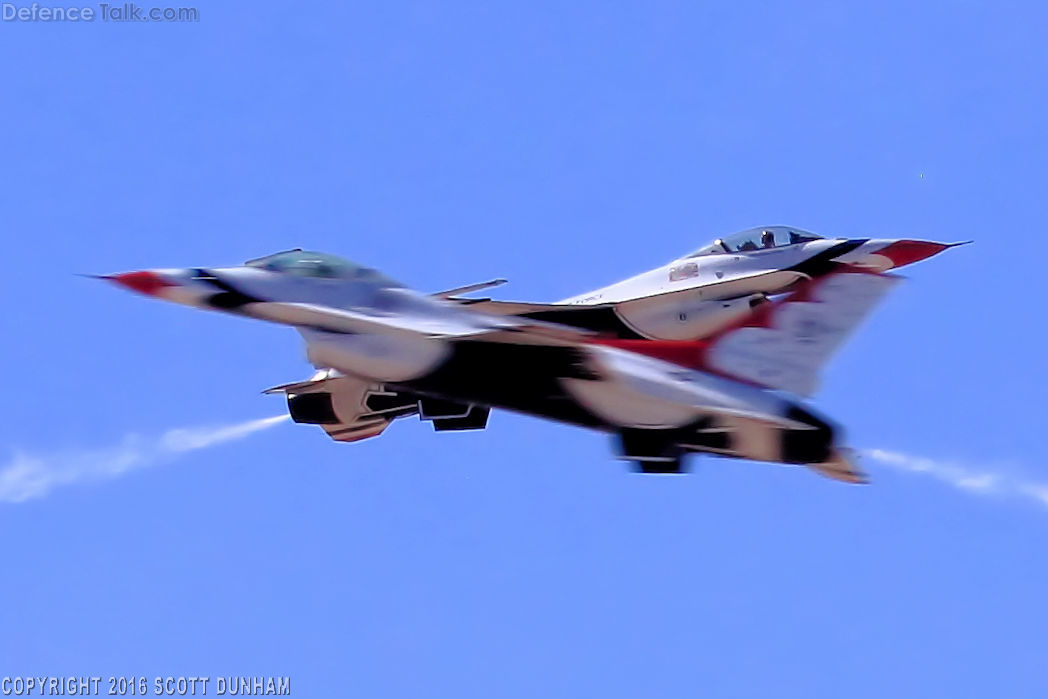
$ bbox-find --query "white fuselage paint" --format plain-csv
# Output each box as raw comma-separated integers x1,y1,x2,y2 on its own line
559,239,845,306
613,292,764,341
302,328,451,383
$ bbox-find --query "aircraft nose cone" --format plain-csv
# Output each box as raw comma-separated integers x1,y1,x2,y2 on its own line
875,240,954,268
107,270,177,296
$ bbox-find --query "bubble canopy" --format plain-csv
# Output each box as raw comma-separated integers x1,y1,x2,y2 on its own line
688,226,824,257
244,249,401,285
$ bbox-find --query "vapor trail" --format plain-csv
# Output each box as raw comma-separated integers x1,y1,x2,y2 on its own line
0,415,289,503
862,448,1048,510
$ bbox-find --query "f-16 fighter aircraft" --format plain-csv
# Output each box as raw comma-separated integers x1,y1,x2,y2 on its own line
456,226,962,340
104,226,958,482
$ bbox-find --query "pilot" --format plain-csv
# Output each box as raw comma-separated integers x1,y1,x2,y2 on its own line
761,230,775,248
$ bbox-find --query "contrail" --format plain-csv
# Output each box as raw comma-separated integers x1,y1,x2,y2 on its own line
0,415,289,504
862,448,1048,510
4,427,1041,509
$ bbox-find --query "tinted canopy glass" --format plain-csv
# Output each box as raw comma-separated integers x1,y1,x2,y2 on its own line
688,226,824,257
245,249,400,285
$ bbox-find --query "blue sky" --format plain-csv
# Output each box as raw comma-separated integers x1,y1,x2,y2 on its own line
1,2,1046,696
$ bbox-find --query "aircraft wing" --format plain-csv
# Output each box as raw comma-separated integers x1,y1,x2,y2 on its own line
246,270,895,402
564,343,868,482
256,281,872,483
230,294,603,348
240,300,511,338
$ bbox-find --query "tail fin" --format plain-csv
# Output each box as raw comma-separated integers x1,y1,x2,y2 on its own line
706,269,900,396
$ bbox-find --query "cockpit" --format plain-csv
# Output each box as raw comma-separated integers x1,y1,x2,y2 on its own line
245,249,401,286
688,226,824,257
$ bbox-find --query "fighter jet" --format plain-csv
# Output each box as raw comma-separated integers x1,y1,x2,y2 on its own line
456,226,962,340
104,230,957,482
